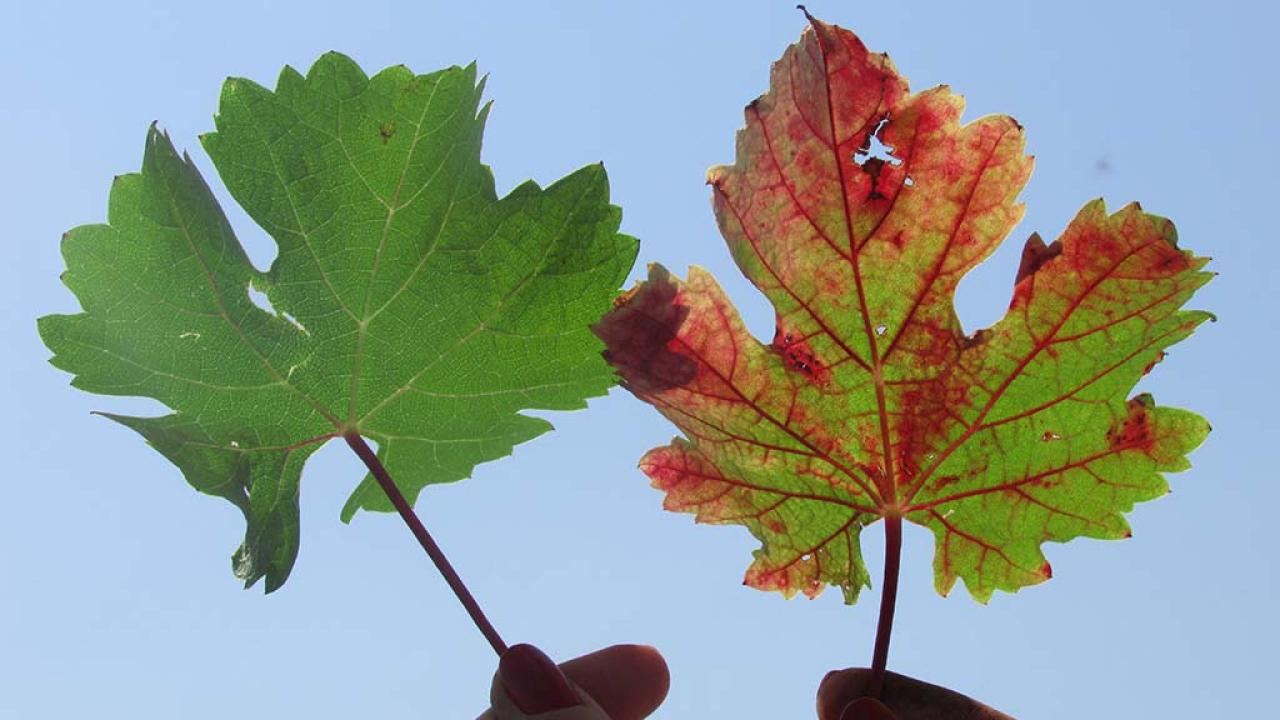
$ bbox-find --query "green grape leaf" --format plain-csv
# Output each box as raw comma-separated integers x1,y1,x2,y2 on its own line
594,17,1211,604
39,53,637,591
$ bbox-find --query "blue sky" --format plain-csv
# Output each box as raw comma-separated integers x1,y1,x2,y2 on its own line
2,1,1275,717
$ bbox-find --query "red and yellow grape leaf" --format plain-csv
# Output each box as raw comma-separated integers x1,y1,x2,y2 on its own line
595,16,1211,603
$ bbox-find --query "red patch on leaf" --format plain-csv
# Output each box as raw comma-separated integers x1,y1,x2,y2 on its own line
1107,397,1156,451
593,265,697,396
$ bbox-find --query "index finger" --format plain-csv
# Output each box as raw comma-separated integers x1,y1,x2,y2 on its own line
484,644,670,720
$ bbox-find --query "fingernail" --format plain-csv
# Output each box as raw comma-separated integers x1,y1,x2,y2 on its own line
499,644,581,715
840,697,898,720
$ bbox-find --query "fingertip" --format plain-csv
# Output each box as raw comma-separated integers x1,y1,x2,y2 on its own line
560,644,670,720
622,644,671,698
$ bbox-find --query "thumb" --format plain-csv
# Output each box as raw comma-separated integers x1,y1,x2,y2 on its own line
483,644,609,720
839,697,899,720
818,669,1013,720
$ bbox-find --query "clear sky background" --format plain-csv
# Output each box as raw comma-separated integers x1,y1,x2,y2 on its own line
2,1,1275,718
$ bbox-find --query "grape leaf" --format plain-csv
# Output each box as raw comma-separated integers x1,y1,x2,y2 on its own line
38,54,637,591
594,17,1211,603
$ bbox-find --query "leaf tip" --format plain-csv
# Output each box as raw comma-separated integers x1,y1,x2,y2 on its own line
339,494,361,524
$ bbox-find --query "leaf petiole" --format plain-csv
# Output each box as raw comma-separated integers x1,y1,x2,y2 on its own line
869,514,902,697
343,432,508,656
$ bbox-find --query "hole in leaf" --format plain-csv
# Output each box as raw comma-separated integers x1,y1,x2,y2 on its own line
248,286,274,314
1042,430,1062,442
281,312,310,336
248,285,310,336
904,176,915,187
853,119,902,167
875,324,887,336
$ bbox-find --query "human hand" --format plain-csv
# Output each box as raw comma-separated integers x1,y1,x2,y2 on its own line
479,643,669,720
818,668,1014,720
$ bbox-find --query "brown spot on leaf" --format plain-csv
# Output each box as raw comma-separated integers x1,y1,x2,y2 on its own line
1141,351,1166,376
1015,232,1063,284
861,156,887,199
935,474,961,489
961,328,990,350
853,116,899,200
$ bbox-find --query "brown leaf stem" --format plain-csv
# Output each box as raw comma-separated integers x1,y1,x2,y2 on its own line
869,514,903,697
343,431,508,656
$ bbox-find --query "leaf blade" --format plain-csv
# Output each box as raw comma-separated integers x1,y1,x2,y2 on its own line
596,17,1210,604
40,54,638,590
